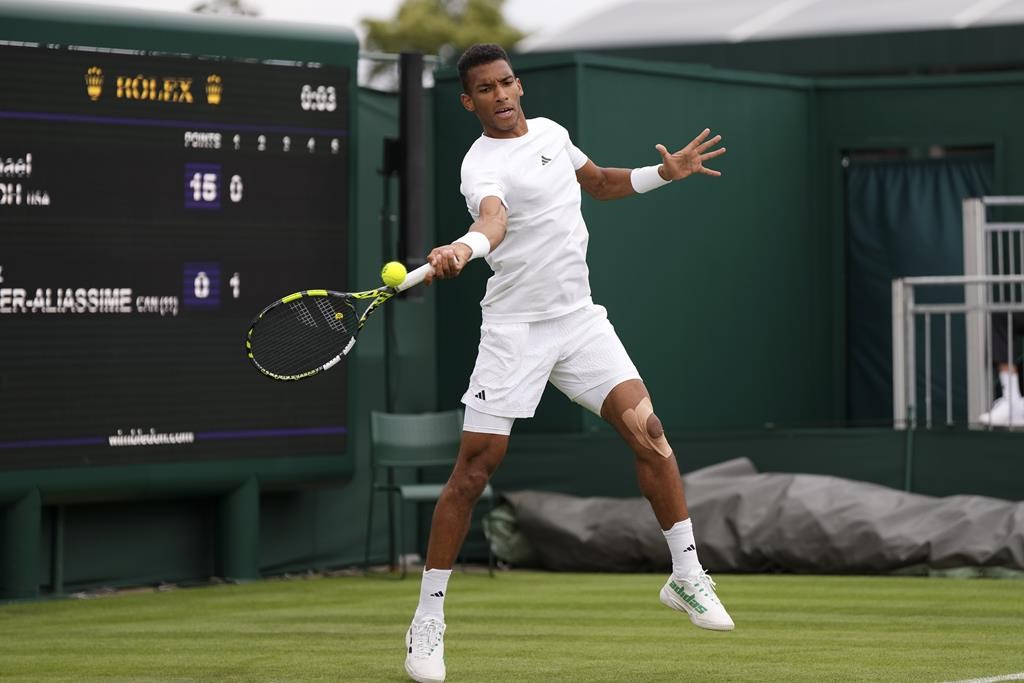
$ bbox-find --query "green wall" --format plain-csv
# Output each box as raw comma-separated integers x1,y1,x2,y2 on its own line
815,72,1024,421
815,72,1024,185
585,24,1024,78
576,59,829,432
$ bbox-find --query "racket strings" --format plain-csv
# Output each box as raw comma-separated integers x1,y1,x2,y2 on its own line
290,300,319,329
250,296,357,377
316,297,349,332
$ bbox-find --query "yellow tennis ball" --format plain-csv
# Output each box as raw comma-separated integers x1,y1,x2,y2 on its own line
381,261,407,287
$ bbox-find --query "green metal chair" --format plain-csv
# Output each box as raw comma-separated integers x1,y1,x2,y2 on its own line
363,409,495,578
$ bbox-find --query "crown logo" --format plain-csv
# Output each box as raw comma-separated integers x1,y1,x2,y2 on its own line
85,66,103,100
206,74,222,105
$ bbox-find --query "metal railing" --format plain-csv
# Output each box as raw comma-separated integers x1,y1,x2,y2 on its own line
892,275,1024,429
892,196,1024,428
963,196,1024,424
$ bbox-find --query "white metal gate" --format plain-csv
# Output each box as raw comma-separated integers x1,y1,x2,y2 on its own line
893,196,1024,429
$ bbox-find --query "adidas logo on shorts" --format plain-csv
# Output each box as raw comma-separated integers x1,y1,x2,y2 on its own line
474,390,486,400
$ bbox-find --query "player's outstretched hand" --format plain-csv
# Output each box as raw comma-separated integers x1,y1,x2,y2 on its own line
657,128,726,180
425,242,471,283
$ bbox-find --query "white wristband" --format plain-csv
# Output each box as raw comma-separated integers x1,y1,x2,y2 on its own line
453,231,491,261
630,164,672,194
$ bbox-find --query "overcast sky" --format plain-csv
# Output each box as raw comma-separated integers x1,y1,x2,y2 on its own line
40,0,630,42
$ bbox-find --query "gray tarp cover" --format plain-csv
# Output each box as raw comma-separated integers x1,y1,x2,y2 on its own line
488,458,1024,573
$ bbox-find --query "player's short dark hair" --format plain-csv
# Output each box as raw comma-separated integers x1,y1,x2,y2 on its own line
457,44,513,93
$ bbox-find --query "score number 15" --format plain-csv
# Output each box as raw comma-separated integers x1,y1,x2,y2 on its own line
184,163,243,209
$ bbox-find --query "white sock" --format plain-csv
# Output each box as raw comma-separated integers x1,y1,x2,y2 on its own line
1000,371,1022,399
414,568,452,622
663,518,703,578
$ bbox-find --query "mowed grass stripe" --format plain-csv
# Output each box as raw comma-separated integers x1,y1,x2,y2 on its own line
1,572,1022,682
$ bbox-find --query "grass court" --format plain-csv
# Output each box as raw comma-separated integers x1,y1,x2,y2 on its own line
1,571,1021,682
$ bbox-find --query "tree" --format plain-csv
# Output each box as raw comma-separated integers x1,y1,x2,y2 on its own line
362,0,524,61
191,0,260,17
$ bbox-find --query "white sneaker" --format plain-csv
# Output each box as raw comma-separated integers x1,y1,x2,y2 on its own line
405,617,446,683
660,571,735,631
979,395,1024,427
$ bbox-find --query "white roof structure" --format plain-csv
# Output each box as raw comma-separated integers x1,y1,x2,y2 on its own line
518,0,1024,52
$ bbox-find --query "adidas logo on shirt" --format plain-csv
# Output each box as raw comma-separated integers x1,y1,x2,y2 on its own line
683,544,696,552
540,155,551,165
430,590,444,598
474,390,487,401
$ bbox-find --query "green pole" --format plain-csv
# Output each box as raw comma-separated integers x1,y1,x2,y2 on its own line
218,477,260,582
1,489,41,600
903,407,915,493
52,505,65,596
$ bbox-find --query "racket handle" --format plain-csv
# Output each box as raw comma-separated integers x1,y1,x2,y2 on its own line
396,263,433,292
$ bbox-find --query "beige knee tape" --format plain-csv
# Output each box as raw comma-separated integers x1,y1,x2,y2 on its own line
622,397,672,458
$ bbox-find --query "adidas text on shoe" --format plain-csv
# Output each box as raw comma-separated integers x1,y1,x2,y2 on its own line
659,571,735,631
405,617,446,683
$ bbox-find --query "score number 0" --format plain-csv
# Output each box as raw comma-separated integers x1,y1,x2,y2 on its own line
183,263,241,311
184,163,242,209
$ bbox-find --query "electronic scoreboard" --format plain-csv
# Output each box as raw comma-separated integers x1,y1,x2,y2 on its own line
0,42,351,470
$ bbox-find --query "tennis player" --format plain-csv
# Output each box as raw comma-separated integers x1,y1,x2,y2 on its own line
404,44,732,683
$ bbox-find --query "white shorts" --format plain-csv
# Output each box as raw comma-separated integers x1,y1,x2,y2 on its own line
461,303,640,426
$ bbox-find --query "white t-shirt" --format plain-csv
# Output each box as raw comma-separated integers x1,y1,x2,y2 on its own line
461,117,591,323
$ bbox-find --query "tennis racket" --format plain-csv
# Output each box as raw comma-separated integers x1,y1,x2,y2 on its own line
245,263,432,381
